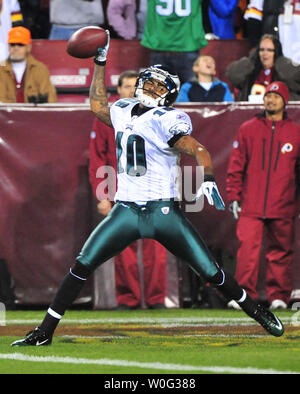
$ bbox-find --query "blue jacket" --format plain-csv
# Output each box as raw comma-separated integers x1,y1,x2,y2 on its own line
176,79,234,103
209,0,239,39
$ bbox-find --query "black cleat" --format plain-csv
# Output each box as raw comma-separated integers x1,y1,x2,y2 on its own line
252,304,284,337
11,327,52,347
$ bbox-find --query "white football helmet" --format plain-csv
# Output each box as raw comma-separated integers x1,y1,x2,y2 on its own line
135,65,180,108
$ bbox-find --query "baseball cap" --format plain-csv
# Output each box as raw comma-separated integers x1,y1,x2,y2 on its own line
8,27,31,45
264,81,290,105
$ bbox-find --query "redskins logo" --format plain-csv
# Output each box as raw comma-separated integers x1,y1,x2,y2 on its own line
281,143,293,154
269,83,280,92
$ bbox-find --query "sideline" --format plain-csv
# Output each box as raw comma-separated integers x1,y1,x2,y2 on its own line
0,353,297,374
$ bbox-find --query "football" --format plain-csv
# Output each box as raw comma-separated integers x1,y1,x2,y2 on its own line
67,26,108,59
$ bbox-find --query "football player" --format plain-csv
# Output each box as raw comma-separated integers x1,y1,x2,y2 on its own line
12,33,284,346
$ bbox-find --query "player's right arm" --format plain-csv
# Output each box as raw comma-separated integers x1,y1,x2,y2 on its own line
174,135,225,210
90,64,112,127
89,32,113,127
174,135,214,177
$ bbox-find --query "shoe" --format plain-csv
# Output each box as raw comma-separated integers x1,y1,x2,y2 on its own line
227,300,242,310
270,299,287,310
11,327,52,347
252,304,284,337
148,303,166,309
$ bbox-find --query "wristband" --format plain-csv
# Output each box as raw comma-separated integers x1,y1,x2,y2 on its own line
204,174,215,182
94,57,106,66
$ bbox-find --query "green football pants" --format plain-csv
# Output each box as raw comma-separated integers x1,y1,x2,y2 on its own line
76,200,220,280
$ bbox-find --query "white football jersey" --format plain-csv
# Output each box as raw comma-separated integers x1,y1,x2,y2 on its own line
110,98,192,203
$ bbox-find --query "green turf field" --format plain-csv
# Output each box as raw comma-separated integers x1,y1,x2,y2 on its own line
0,308,299,375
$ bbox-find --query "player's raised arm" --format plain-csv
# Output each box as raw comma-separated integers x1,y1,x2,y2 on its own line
174,135,214,176
89,31,113,127
174,135,225,210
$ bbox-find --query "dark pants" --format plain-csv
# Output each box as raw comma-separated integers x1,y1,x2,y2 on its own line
77,200,220,281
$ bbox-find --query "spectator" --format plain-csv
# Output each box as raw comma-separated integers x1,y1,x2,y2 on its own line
48,0,104,40
226,33,300,102
262,0,285,35
226,81,300,309
0,26,57,103
244,1,300,64
243,0,264,49
106,0,147,40
204,0,240,40
0,0,23,62
141,0,207,85
244,0,286,50
19,0,51,39
234,0,248,39
89,70,167,310
106,0,136,40
176,54,234,102
136,0,147,39
278,0,300,64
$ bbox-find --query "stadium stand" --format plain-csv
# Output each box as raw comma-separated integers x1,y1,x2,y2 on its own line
30,39,249,103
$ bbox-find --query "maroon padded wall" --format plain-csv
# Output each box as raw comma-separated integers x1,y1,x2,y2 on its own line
0,105,94,304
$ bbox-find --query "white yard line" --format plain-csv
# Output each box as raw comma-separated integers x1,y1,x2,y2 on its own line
4,316,293,325
0,353,297,374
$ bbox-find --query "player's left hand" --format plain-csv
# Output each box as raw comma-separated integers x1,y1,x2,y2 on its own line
194,181,225,210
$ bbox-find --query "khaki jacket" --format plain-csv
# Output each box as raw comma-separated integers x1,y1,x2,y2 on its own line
0,54,57,103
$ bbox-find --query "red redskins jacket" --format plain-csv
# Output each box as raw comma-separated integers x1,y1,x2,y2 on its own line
89,118,117,202
226,113,300,218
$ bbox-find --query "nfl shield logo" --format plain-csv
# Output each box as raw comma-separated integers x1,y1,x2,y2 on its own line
161,207,169,215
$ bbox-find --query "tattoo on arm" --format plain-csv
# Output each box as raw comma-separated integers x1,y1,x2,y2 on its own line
174,135,214,176
89,65,113,127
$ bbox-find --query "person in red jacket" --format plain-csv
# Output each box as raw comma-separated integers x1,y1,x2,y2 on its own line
226,81,300,309
89,70,167,310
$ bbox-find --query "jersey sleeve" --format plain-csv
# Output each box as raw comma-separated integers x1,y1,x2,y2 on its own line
110,98,138,129
162,109,192,147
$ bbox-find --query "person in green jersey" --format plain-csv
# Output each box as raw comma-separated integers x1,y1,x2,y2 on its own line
141,0,207,84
